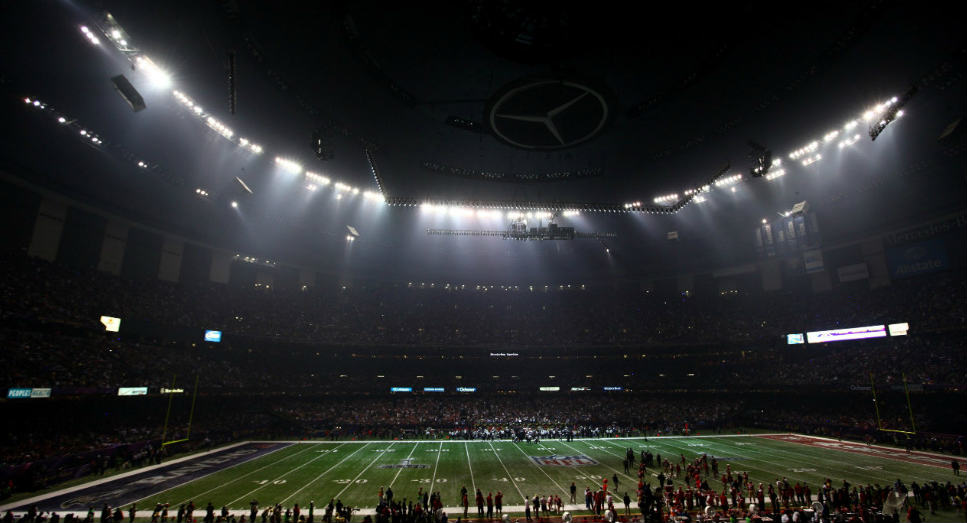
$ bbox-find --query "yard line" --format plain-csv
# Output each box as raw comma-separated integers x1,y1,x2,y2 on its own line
175,443,335,506
487,441,526,503
428,442,443,490
465,442,477,496
389,442,421,488
128,443,308,508
332,441,398,500
509,442,569,496
651,437,838,488
227,444,346,506
599,438,661,476
707,437,940,485
559,441,637,483
280,442,371,505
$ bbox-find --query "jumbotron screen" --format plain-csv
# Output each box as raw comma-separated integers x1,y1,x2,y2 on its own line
806,325,887,344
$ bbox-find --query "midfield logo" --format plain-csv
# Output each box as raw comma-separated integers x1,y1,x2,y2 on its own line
531,455,598,467
379,458,429,469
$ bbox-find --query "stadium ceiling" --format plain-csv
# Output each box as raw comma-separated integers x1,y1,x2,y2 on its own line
0,1,964,232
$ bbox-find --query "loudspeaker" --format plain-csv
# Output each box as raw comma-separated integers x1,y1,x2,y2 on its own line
111,75,146,112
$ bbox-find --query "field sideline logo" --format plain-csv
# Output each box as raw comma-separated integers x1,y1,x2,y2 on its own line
531,455,598,467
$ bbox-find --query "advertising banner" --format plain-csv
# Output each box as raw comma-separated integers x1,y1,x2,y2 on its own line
886,238,948,279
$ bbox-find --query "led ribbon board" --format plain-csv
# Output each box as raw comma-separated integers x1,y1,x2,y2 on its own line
806,325,886,344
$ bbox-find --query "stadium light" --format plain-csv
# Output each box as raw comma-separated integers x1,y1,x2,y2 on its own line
205,116,234,139
275,157,303,174
765,169,786,181
79,25,100,45
306,171,330,186
135,56,171,89
801,154,822,166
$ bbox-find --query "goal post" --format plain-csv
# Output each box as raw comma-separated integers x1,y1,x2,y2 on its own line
870,372,917,436
160,373,201,449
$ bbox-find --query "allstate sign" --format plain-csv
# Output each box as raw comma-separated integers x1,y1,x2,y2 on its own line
886,238,948,279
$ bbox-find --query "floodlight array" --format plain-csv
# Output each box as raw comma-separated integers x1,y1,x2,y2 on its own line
838,134,862,149
764,168,786,181
305,171,330,186
801,154,822,167
22,95,154,170
79,26,100,46
714,173,743,187
86,14,378,209
205,116,234,139
274,157,303,173
237,138,263,154
78,12,910,218
615,95,905,208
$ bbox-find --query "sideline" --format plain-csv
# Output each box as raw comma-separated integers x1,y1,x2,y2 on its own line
0,442,252,512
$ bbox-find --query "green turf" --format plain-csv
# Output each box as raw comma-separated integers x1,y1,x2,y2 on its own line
132,436,960,514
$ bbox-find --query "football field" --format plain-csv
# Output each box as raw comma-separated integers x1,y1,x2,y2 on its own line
5,434,964,517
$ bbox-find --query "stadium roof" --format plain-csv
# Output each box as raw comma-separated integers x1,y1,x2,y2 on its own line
0,1,964,279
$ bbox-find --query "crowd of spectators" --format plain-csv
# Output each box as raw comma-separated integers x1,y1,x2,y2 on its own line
270,396,743,439
1,330,962,393
1,250,963,349
1,247,965,505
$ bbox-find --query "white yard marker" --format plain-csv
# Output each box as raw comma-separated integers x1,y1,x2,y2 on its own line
389,442,421,488
428,442,443,490
228,444,352,506
510,442,569,496
465,442,477,496
332,442,397,500
280,443,372,505
487,441,526,503
127,443,314,508
175,443,340,506
562,440,637,483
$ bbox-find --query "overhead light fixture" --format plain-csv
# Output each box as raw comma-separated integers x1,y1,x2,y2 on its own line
870,86,917,141
79,25,100,45
134,56,171,89
275,157,303,173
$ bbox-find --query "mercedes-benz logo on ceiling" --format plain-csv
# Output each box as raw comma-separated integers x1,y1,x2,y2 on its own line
486,76,612,150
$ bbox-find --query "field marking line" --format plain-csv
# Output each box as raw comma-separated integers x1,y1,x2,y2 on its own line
171,442,334,506
279,442,372,505
227,443,348,506
791,434,967,461
509,442,569,497
720,437,941,484
389,442,421,488
465,442,477,496
428,442,443,490
598,439,662,479
487,441,526,503
332,441,398,501
560,440,637,483
651,436,853,488
125,443,305,508
522,441,613,492
249,434,790,445
0,441,256,512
